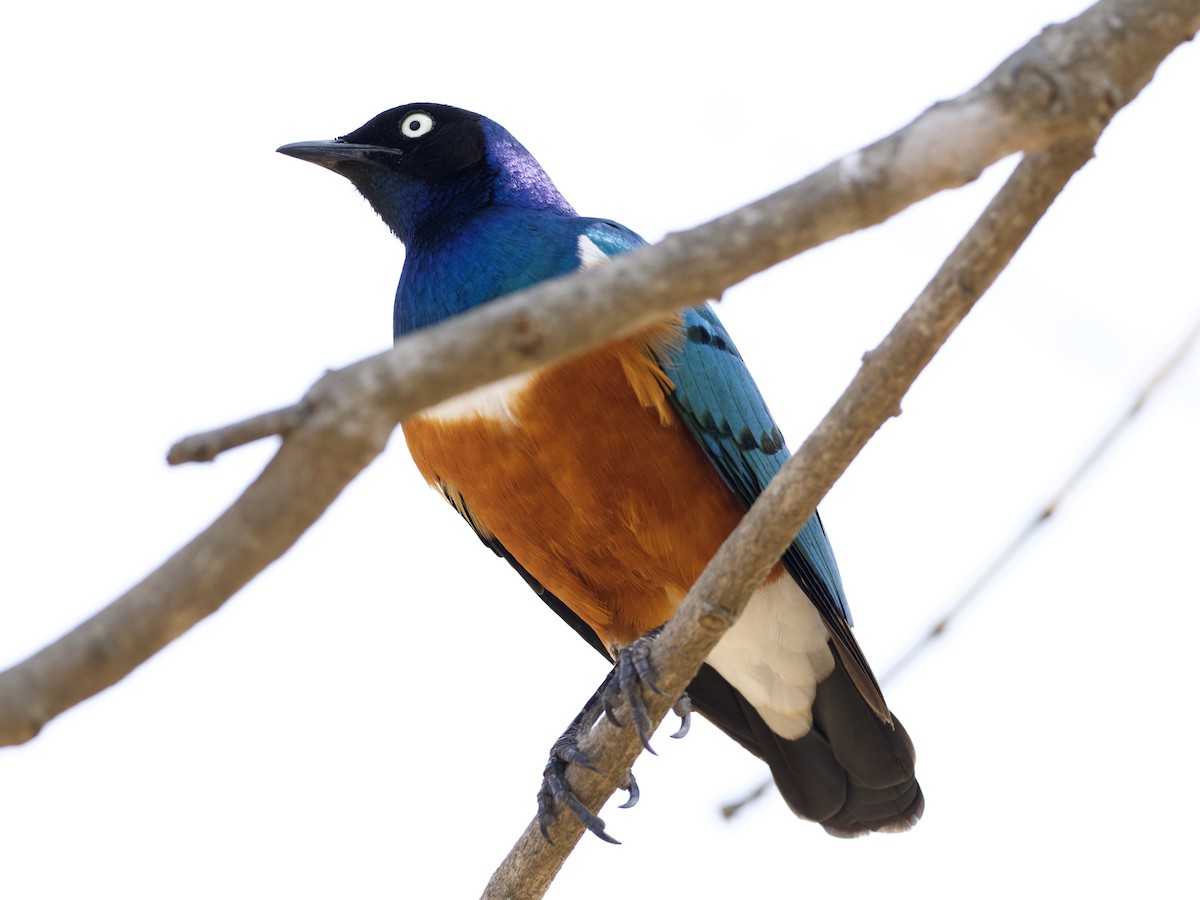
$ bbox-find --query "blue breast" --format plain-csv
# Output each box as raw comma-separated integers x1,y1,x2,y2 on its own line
395,207,586,336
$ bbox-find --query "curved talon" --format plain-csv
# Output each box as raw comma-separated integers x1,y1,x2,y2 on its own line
601,687,623,729
606,637,666,753
538,755,620,844
549,735,601,773
671,692,693,739
618,771,640,809
629,641,668,697
671,712,691,740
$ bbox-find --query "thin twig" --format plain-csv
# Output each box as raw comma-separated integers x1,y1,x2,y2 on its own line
881,313,1200,685
720,780,771,820
166,403,307,464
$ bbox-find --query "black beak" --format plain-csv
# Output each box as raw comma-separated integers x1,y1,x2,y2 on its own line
276,140,399,171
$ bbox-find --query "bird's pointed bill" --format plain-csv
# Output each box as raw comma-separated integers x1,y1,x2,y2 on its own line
276,140,397,171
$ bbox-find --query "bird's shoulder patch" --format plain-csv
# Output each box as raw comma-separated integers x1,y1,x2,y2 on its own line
414,369,538,425
609,319,681,428
576,233,610,270
573,221,678,424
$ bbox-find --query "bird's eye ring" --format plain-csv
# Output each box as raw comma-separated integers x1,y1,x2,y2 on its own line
400,112,434,138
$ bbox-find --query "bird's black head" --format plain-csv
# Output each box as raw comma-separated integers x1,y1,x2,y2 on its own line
285,103,487,183
278,103,572,243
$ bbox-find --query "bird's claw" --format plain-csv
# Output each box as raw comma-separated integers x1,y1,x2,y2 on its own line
538,751,620,844
671,692,693,739
603,635,667,752
536,633,691,843
617,771,640,809
602,634,693,751
536,706,639,844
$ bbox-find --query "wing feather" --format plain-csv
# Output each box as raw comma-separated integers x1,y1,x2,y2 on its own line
579,220,888,716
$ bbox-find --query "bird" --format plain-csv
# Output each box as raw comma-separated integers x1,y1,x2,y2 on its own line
278,102,922,838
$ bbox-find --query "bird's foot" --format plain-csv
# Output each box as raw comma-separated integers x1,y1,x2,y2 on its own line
535,634,691,844
601,631,692,751
536,707,637,845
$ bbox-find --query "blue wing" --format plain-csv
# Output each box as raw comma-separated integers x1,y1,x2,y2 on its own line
581,220,854,632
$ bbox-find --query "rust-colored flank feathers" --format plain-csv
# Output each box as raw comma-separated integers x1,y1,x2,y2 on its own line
403,319,748,650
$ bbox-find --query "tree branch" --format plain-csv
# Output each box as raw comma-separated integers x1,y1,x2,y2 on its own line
165,0,1197,471
0,0,1193,793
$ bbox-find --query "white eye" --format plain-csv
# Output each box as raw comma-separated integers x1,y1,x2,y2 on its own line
400,112,434,138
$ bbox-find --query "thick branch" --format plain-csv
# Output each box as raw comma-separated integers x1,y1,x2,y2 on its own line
1,0,1194,752
483,136,1101,900
168,0,1198,468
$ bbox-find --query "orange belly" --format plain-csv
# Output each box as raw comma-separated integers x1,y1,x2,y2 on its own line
401,323,750,649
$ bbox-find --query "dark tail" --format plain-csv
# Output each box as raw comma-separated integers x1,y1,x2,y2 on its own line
687,653,923,836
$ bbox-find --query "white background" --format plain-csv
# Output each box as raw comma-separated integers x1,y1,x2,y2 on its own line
3,1,1198,897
